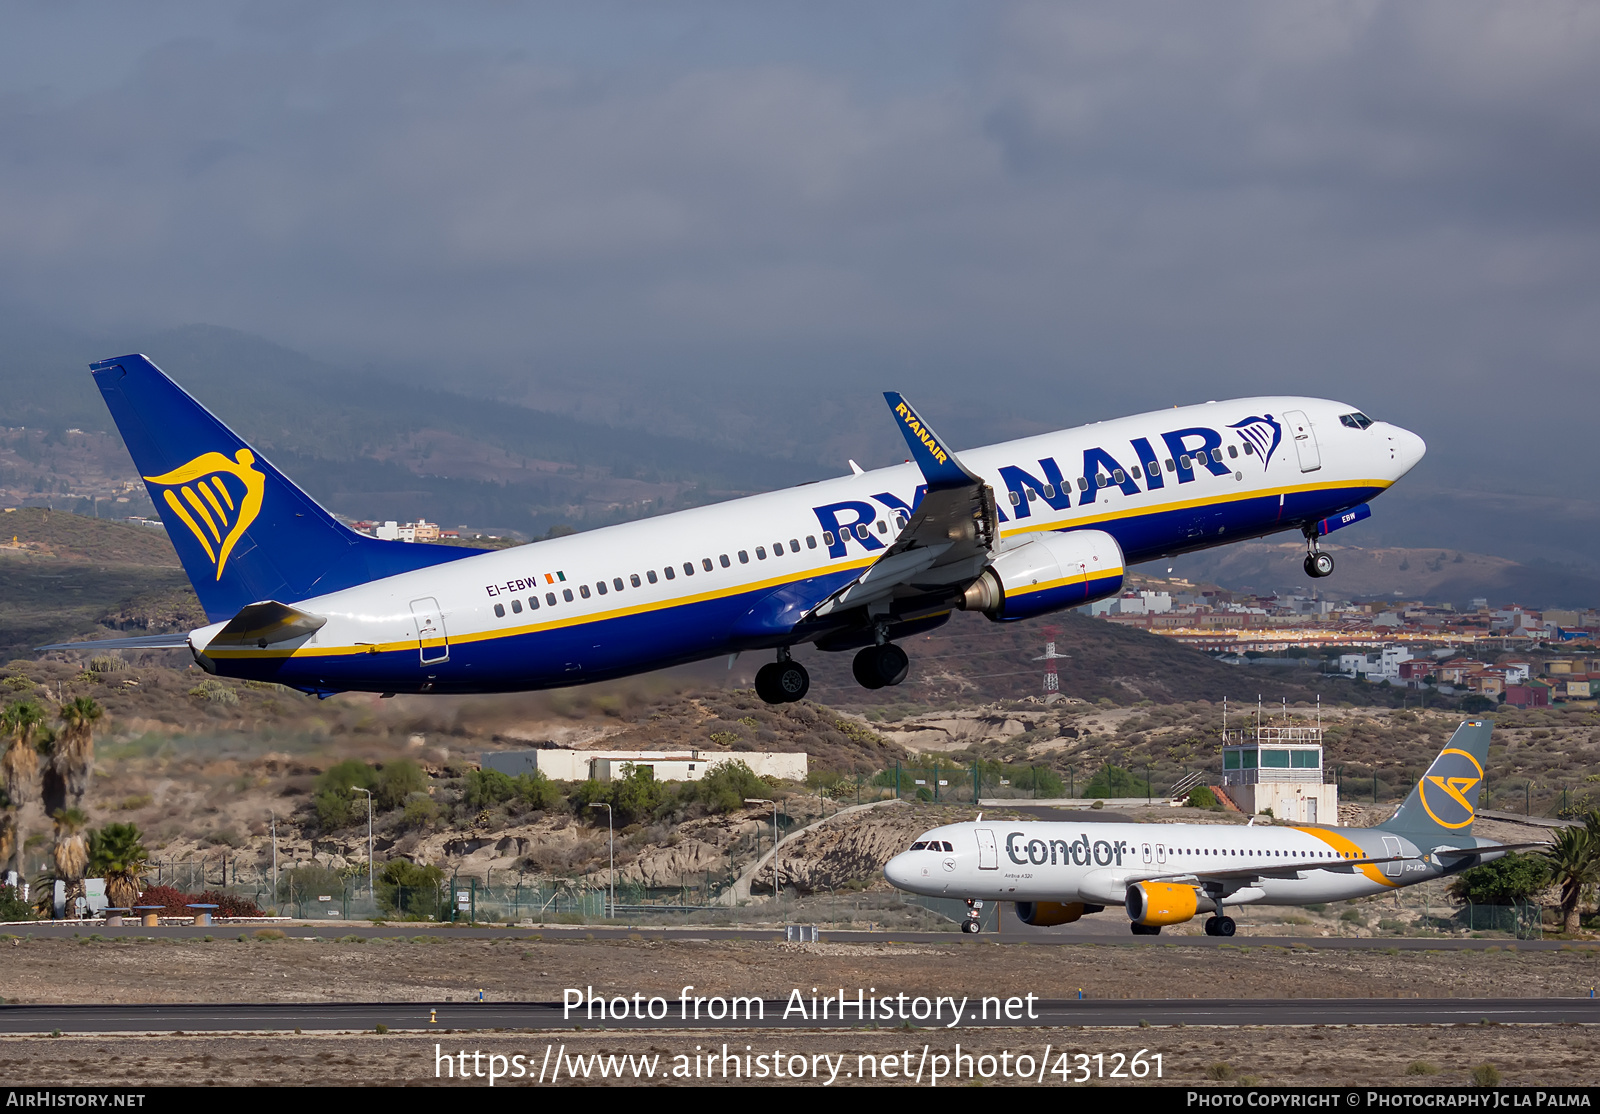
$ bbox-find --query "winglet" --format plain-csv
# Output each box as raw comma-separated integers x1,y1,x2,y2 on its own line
883,392,980,491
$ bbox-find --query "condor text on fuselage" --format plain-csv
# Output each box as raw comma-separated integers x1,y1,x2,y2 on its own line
49,355,1423,704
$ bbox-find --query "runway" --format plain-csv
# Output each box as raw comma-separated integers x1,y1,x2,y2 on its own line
1,997,1596,1034
9,920,1593,952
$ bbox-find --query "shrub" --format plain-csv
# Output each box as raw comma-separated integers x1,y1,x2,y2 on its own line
375,760,427,811
377,860,445,919
135,885,195,916
1447,853,1548,905
464,768,518,809
1009,766,1065,797
1470,1064,1501,1087
194,890,263,918
1406,1061,1439,1076
1186,786,1219,810
0,885,34,921
1083,764,1139,798
313,759,378,830
401,795,441,829
1204,1062,1235,1081
693,760,768,814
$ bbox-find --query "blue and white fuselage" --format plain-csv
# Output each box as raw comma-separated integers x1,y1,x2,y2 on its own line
69,356,1423,700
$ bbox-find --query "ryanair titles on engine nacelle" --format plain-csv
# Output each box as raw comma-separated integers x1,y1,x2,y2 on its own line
958,529,1125,622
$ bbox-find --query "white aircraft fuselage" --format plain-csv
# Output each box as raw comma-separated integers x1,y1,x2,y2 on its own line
72,356,1424,702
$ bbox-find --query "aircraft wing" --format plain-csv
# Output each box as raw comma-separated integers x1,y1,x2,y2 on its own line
1143,854,1409,885
808,393,997,618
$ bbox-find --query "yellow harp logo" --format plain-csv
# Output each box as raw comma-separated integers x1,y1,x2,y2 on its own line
143,449,265,580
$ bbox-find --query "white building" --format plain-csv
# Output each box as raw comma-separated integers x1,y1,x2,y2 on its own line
482,748,806,783
1219,723,1339,825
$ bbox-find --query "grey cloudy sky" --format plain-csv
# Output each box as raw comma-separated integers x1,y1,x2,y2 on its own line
2,2,1598,503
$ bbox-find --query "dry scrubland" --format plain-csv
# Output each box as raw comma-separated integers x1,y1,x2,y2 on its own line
3,641,1598,901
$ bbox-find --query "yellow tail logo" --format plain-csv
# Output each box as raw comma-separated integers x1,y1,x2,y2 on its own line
143,449,265,580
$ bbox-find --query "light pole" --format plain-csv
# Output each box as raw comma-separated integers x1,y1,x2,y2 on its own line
270,811,279,910
588,803,614,917
352,788,373,898
745,798,778,900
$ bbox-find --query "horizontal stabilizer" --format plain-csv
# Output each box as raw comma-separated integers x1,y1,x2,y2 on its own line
207,600,327,648
1434,841,1551,859
36,632,192,652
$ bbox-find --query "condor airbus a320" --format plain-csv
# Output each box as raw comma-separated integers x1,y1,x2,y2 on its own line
885,722,1546,937
46,354,1424,702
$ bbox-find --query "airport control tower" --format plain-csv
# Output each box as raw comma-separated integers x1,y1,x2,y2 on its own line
1219,706,1339,824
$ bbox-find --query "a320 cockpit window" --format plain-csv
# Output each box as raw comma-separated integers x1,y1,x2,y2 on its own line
909,840,953,852
1339,412,1374,429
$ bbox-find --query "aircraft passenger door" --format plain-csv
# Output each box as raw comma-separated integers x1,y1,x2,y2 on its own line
1156,843,1167,865
410,597,449,665
1142,843,1152,864
1284,410,1321,472
975,829,998,870
1381,836,1404,878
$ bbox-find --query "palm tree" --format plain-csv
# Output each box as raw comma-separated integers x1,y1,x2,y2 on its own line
40,807,90,919
88,822,149,909
54,697,103,807
1542,826,1597,936
0,701,44,880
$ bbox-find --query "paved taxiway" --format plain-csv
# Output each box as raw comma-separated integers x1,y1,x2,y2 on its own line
10,921,1594,952
1,997,1596,1034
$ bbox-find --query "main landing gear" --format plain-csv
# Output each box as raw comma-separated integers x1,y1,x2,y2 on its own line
961,898,984,934
1303,528,1335,579
1203,915,1237,937
852,642,909,690
755,651,810,705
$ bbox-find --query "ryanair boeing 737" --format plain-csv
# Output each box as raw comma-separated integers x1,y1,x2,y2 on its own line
43,354,1424,703
885,721,1547,936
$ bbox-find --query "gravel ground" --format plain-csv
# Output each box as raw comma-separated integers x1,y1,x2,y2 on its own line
0,1026,1594,1087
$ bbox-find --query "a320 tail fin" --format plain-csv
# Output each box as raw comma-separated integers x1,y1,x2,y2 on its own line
1378,719,1493,840
92,354,485,623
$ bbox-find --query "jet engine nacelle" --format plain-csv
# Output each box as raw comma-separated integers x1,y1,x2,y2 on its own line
959,529,1125,622
1013,901,1103,927
1124,882,1209,928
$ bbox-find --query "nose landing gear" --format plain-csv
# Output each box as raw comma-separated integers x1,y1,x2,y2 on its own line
961,898,984,934
1302,527,1335,579
754,651,810,705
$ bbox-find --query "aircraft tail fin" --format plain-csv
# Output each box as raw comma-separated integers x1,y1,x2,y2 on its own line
91,354,486,623
1377,719,1493,840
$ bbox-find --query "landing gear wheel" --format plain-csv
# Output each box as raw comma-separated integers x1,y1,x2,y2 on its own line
1304,551,1335,578
755,663,785,704
961,918,981,934
756,660,810,704
851,643,909,690
1130,923,1161,935
774,660,809,702
1217,915,1236,936
1204,916,1221,936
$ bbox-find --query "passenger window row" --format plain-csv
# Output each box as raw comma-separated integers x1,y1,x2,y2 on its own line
491,532,844,622
1004,445,1249,505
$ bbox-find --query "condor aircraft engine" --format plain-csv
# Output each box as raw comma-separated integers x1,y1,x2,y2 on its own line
44,355,1423,702
885,722,1548,936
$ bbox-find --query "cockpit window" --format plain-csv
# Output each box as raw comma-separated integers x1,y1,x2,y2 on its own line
909,842,928,851
1339,412,1373,430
